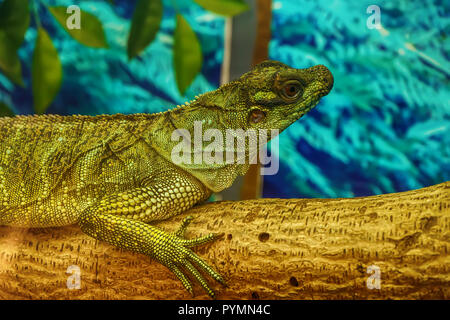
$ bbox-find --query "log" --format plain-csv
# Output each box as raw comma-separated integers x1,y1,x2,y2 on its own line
0,182,449,300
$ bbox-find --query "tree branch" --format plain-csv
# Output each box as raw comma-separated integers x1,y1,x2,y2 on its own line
0,182,449,299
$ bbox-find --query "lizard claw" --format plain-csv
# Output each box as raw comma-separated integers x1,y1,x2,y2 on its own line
155,218,225,298
173,215,194,237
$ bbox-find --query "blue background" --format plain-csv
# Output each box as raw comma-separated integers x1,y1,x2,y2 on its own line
0,0,448,199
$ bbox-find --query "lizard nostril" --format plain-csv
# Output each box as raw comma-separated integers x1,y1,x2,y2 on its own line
325,73,334,91
319,66,334,91
310,65,334,92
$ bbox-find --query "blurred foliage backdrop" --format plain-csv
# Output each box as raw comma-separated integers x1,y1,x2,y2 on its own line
0,0,449,198
264,0,449,198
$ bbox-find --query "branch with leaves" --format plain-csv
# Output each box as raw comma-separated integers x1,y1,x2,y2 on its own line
0,0,248,115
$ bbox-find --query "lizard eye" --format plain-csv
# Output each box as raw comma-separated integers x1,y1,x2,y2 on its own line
280,80,302,101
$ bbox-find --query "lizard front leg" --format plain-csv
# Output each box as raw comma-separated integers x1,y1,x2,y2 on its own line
77,171,226,298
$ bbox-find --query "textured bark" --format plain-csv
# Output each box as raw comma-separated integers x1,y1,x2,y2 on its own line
0,182,449,300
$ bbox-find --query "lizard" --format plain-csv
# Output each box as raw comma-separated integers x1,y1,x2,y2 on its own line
0,60,333,298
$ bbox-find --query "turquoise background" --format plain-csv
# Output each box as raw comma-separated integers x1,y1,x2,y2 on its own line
265,0,449,198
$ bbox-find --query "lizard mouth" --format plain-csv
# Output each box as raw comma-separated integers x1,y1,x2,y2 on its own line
291,100,320,119
289,75,333,119
287,86,326,119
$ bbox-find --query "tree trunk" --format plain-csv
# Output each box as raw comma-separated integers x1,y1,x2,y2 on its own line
240,0,272,200
0,182,449,300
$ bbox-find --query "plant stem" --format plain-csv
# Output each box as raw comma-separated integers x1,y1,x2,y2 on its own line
170,0,180,14
33,0,42,29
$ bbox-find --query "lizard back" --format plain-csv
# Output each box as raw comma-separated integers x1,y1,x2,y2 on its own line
0,113,155,226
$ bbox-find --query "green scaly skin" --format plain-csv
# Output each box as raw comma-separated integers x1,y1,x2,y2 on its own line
0,61,333,298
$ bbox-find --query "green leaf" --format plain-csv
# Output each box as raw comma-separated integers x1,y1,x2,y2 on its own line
0,0,30,48
0,31,24,86
173,14,202,95
127,0,163,60
0,101,15,117
32,28,63,114
48,6,108,48
0,0,30,86
194,0,249,16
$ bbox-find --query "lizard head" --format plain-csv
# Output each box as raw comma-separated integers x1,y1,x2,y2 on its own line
158,60,333,192
240,60,333,132
192,60,333,134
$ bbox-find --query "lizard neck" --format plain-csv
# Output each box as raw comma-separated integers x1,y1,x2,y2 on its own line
146,104,250,193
